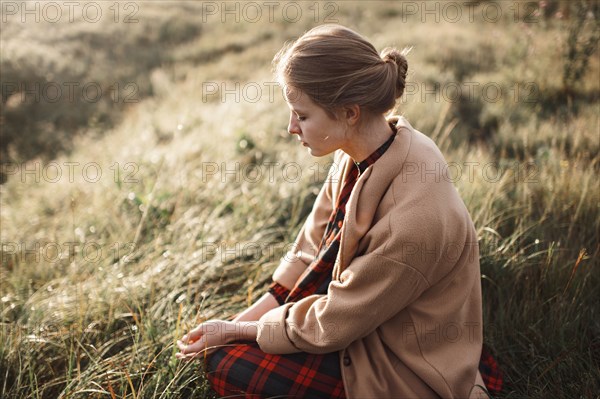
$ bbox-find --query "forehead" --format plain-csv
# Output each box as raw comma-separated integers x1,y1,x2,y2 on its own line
283,86,312,109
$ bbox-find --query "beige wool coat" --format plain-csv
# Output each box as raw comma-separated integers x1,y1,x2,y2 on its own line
256,116,488,398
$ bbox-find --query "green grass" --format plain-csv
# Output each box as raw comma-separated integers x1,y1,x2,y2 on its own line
1,1,599,398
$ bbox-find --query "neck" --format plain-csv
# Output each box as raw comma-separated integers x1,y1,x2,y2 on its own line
341,115,394,164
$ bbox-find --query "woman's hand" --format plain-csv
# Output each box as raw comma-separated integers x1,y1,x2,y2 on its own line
176,319,231,360
175,319,259,360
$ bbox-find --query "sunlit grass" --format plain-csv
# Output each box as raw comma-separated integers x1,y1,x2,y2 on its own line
1,1,599,398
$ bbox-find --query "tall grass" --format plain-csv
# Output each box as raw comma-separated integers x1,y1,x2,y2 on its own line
1,1,598,398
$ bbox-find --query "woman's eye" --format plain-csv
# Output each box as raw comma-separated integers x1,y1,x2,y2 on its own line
297,115,306,121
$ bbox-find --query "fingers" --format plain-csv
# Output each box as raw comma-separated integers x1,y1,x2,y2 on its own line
175,338,203,360
177,337,205,354
175,346,218,361
175,350,201,360
180,327,202,344
181,321,220,344
175,338,220,361
175,320,225,361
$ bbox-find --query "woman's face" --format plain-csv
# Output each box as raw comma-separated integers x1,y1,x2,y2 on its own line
284,86,346,157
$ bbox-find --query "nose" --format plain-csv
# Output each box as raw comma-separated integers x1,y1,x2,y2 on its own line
288,113,301,135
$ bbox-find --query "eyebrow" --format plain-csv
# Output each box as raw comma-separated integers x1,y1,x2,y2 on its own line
289,105,307,114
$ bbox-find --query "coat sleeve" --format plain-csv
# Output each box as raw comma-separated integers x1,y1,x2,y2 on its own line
257,253,428,354
269,155,337,290
256,221,432,354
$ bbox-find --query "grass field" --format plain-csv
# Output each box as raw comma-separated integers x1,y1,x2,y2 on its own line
1,1,599,398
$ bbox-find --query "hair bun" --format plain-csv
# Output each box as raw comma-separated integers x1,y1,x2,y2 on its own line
381,47,409,99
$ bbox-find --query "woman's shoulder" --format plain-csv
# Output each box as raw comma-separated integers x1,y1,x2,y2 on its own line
390,115,447,165
387,116,473,225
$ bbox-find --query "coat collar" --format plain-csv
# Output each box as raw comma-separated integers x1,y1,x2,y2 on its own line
332,115,414,279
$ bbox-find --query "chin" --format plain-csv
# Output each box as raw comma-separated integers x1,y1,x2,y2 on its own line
307,147,332,158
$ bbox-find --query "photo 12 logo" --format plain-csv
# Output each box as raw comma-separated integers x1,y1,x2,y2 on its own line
397,1,542,23
199,1,339,23
1,241,136,264
1,161,140,184
2,81,139,104
1,1,139,23
402,82,540,104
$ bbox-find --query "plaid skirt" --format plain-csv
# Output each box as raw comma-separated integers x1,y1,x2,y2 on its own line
204,340,346,398
203,341,502,398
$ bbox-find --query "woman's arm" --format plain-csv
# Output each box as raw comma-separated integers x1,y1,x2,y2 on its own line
231,292,280,322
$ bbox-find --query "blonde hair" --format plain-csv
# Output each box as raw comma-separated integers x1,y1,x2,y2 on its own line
272,24,409,121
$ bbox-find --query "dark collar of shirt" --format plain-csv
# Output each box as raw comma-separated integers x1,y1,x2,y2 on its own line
352,121,398,175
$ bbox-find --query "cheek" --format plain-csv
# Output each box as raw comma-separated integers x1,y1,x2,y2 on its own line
305,118,323,133
299,121,312,135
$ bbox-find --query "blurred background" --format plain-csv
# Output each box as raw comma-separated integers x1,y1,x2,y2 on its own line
1,1,598,398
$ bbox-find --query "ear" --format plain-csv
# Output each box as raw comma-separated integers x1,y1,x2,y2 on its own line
343,104,361,126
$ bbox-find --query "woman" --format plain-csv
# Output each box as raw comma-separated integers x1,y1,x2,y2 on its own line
177,24,502,398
